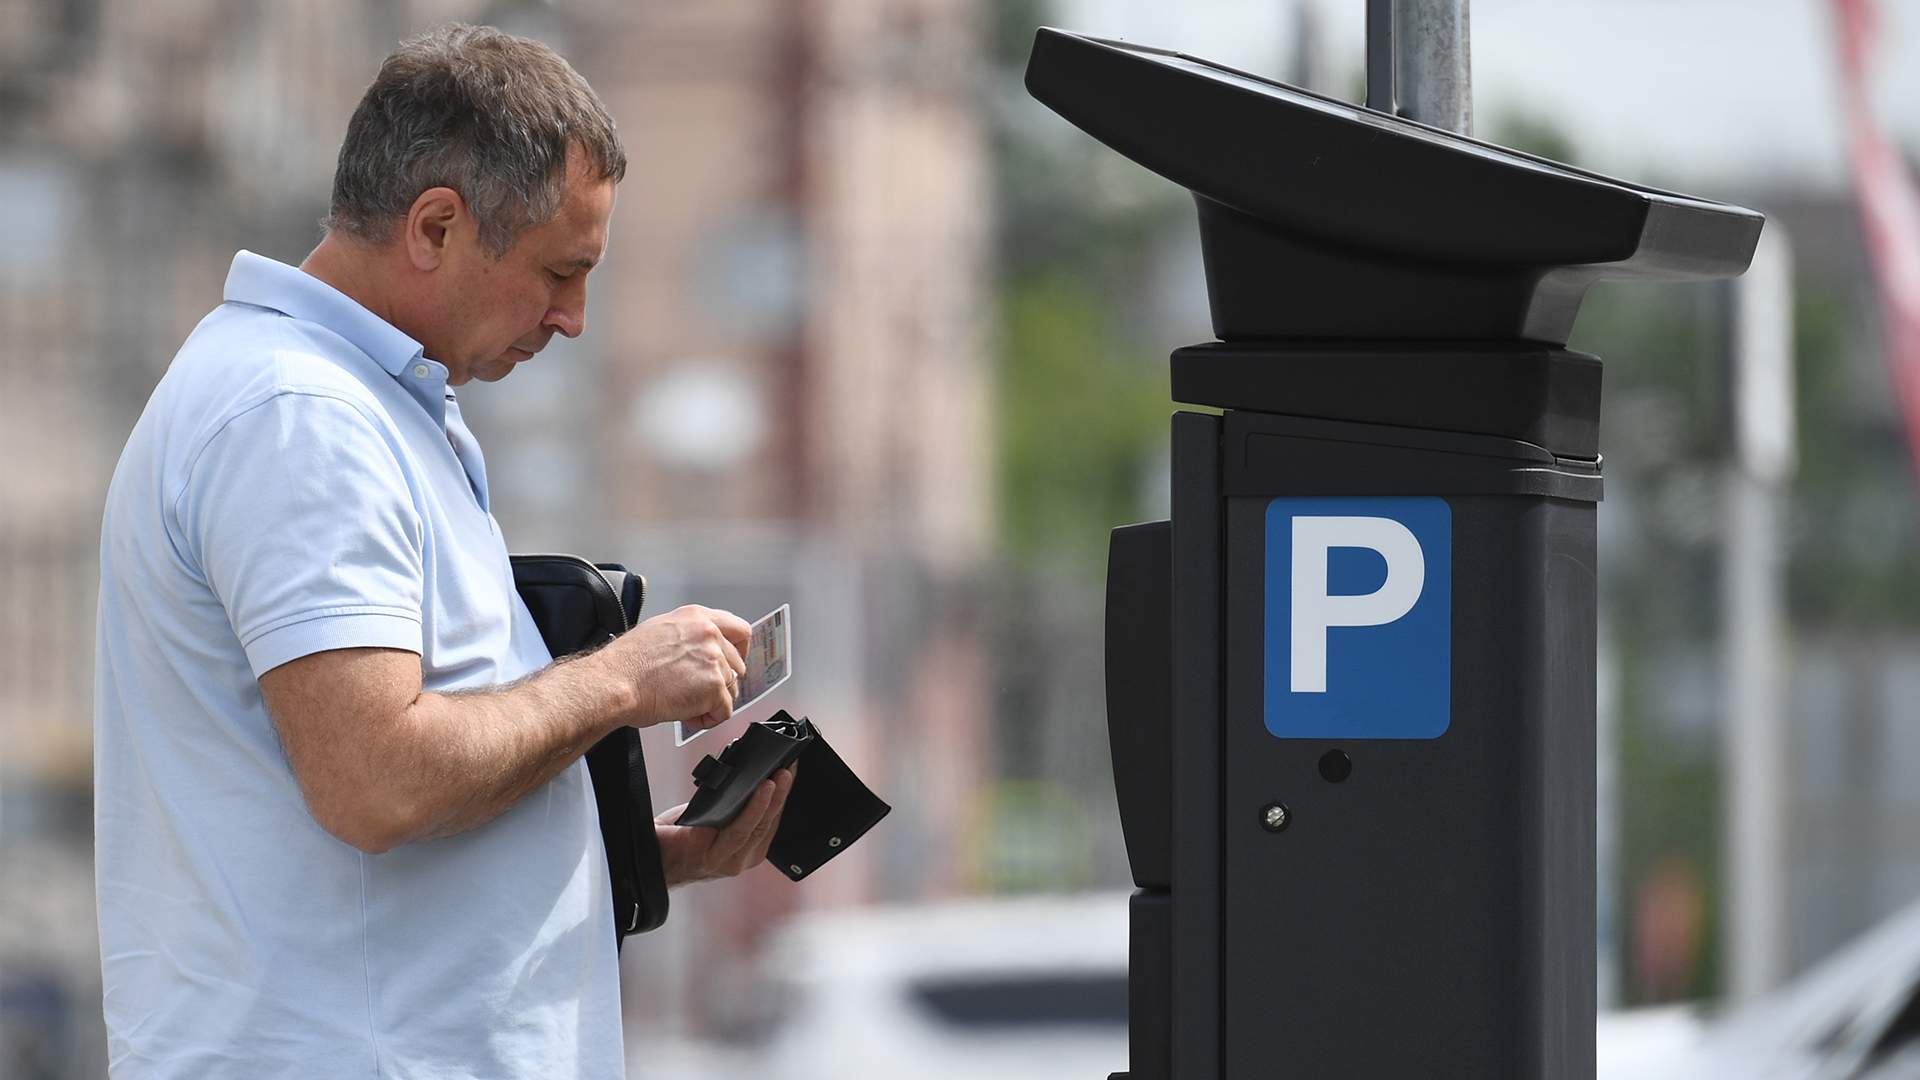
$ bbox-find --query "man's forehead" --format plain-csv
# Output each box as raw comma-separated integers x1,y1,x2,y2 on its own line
543,173,615,264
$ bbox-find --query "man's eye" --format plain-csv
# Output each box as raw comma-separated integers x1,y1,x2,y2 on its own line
548,269,571,283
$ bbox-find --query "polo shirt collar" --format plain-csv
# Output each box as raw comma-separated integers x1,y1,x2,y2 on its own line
223,250,451,426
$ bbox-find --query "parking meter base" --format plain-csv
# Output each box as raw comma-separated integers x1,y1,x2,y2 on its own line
1215,371,1600,1079
1108,344,1602,1079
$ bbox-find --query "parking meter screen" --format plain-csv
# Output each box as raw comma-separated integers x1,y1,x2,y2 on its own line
1263,496,1452,739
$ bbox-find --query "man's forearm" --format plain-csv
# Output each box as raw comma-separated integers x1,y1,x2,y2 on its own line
380,648,641,847
262,604,742,854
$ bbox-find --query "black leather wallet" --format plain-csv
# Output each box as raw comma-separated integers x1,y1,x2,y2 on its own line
510,554,668,948
677,710,891,881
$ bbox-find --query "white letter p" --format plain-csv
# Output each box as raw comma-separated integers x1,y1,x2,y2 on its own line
1290,516,1426,693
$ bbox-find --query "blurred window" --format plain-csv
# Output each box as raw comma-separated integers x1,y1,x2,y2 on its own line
908,973,1127,1029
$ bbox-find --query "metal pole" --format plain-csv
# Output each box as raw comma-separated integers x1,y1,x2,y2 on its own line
1722,227,1795,1001
1393,0,1472,135
1366,0,1397,114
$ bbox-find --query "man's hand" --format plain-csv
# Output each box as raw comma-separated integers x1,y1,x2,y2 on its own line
593,605,752,731
653,766,796,887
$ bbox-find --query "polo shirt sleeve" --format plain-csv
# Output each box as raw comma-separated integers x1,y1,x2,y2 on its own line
175,390,426,678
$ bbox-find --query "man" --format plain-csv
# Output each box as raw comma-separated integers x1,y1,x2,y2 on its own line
92,24,791,1078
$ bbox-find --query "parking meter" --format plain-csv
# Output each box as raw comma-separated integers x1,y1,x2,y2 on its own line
1029,28,1765,1080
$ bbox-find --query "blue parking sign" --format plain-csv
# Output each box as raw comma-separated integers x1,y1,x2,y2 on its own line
1264,496,1451,740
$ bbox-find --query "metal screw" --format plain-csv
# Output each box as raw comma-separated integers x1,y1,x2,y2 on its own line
1261,802,1291,832
827,836,842,848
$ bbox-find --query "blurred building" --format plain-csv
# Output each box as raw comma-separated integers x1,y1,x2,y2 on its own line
510,0,997,1039
0,0,994,1066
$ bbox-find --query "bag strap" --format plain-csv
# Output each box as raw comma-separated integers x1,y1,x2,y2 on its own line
511,554,670,947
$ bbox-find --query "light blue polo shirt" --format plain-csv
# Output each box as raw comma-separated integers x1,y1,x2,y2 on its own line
93,251,623,1078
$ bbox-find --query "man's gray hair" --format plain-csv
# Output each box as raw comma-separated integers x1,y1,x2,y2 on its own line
324,23,626,257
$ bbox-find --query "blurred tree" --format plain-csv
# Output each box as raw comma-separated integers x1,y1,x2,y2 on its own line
979,1,1188,896
997,273,1171,565
989,1,1184,569
1483,108,1580,169
1786,279,1920,626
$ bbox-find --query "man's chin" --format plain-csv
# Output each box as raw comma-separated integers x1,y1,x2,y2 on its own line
474,350,532,383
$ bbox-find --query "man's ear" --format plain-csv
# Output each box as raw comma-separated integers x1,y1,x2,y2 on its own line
403,187,465,271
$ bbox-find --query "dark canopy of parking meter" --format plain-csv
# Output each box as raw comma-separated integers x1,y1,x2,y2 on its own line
1029,27,1763,1080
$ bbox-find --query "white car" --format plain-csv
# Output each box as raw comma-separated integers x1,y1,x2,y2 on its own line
742,893,1131,1080
745,889,1920,1078
1600,899,1920,1079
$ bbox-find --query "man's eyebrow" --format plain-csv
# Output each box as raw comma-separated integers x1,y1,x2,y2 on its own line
562,256,597,271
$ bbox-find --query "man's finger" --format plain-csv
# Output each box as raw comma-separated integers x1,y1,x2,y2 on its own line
716,780,776,865
745,767,796,864
707,609,753,654
767,765,796,818
719,636,746,677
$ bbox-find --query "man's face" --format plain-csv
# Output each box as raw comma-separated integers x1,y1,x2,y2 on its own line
432,147,615,385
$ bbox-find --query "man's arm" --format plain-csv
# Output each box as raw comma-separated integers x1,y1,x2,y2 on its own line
260,604,751,854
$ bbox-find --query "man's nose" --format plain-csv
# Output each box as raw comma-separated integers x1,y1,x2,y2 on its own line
543,289,586,339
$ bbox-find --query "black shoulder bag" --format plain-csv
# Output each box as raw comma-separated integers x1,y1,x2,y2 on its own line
509,554,668,948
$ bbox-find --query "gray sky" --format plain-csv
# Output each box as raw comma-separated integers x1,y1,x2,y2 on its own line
1054,0,1920,191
